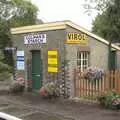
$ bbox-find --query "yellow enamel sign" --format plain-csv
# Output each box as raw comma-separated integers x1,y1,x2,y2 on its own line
48,50,58,72
48,51,57,55
48,58,58,64
48,67,58,72
66,33,88,44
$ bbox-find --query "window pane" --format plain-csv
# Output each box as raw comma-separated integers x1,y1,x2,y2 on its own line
77,60,81,66
79,52,81,59
83,60,85,65
77,51,89,71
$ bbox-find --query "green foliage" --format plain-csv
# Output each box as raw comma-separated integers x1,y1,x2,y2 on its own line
0,0,39,68
92,13,109,39
40,82,60,98
0,20,13,69
0,72,11,81
45,82,57,96
0,0,15,20
10,0,38,27
96,0,113,12
0,0,38,23
98,91,120,110
0,51,11,81
0,51,11,71
0,21,12,49
92,0,120,43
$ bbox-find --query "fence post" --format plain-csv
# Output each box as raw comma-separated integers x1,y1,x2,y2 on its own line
118,70,120,92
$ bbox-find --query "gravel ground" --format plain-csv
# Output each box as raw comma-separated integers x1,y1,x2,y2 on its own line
0,94,74,120
0,93,120,120
0,80,119,120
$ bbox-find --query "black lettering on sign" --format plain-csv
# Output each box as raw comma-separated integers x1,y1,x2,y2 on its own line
48,55,57,58
68,33,72,40
71,33,74,40
48,64,57,67
78,34,82,40
67,33,87,41
83,34,87,40
74,33,78,40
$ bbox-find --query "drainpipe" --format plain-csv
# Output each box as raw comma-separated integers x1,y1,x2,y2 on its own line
108,40,112,70
108,5,113,71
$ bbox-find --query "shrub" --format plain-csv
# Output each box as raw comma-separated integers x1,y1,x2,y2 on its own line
0,72,11,81
0,51,12,81
98,91,120,110
16,77,25,86
9,81,24,93
39,82,59,98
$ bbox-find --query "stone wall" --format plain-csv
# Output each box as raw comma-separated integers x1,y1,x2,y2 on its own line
12,29,66,89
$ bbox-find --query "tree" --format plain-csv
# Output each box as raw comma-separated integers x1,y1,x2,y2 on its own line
0,0,39,48
0,0,38,23
0,21,12,48
0,0,16,20
83,0,112,15
0,51,11,80
0,20,13,67
92,0,120,43
0,0,39,67
10,0,39,27
85,0,119,69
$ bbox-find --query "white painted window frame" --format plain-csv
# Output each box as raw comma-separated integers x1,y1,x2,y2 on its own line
77,51,89,71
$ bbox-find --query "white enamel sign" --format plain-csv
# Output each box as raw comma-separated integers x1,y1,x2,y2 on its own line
24,33,46,44
16,51,24,70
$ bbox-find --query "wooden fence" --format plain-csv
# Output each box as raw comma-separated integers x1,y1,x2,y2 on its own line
74,69,120,100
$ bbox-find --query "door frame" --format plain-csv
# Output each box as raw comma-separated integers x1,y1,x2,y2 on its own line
31,50,42,90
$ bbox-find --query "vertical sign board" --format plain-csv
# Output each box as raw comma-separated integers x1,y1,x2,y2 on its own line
16,51,24,70
48,50,58,72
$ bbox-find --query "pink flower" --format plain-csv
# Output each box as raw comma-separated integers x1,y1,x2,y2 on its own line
112,98,120,105
39,87,47,97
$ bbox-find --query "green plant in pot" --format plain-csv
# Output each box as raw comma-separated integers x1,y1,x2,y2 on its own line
39,81,59,99
9,77,25,93
98,91,120,110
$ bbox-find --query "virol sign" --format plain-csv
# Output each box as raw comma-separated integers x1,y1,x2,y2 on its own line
66,33,88,44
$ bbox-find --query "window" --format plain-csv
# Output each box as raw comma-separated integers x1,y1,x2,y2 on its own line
77,51,89,71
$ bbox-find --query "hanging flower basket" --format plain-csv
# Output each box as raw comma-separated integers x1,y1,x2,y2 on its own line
84,67,104,82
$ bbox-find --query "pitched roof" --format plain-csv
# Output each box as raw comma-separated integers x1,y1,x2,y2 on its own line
11,20,120,51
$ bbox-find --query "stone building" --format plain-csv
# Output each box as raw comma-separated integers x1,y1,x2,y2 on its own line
11,20,120,96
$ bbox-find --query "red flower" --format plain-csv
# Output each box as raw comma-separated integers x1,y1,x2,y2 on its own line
39,87,47,97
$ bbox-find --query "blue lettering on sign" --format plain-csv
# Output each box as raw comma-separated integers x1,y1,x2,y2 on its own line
17,56,24,61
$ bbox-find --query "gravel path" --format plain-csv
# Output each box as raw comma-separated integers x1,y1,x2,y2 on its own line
0,93,120,120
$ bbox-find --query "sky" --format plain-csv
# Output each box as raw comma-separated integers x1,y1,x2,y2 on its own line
31,0,98,31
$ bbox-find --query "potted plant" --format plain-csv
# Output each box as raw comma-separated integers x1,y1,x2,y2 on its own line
39,82,59,99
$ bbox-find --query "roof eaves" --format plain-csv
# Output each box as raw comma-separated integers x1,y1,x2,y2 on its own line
11,21,66,35
65,21,120,51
